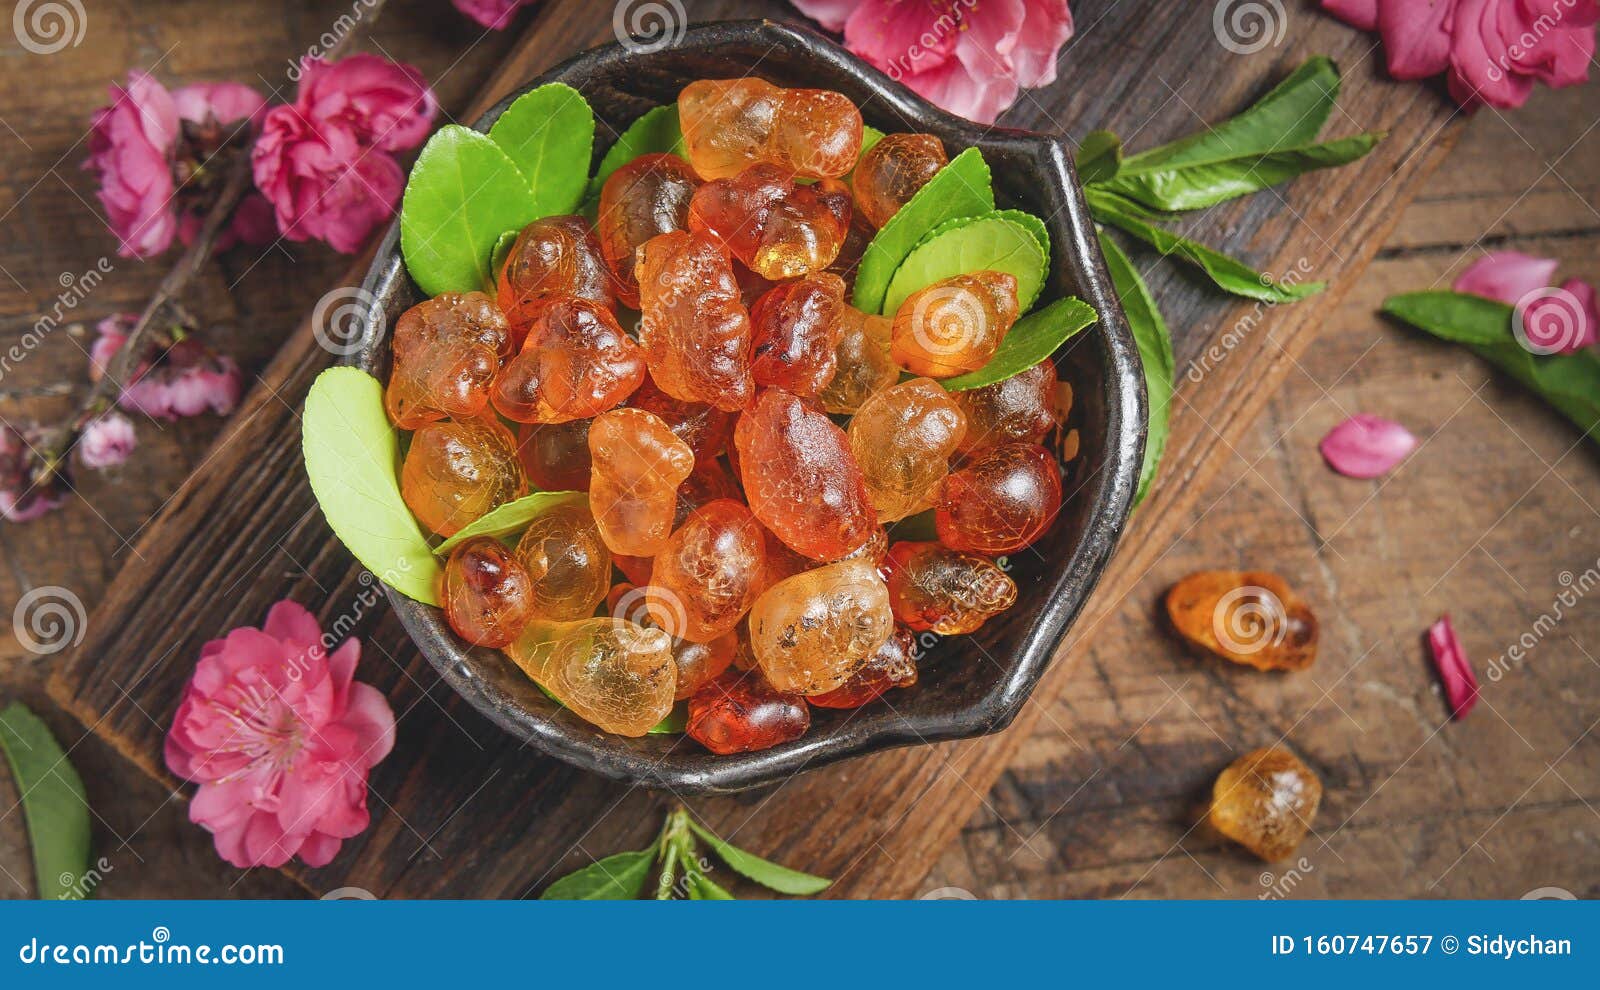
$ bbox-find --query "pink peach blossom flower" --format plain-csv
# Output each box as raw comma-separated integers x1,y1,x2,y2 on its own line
1454,251,1598,353
1319,414,1418,478
294,54,438,153
77,413,138,470
453,0,536,30
790,0,1075,124
165,600,396,869
0,426,64,523
1427,614,1477,719
89,315,245,421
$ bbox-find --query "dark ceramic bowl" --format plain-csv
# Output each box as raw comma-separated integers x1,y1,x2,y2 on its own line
351,19,1145,794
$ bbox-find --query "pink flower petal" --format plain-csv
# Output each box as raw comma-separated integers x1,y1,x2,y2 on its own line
1010,0,1074,88
1380,0,1458,80
1428,614,1478,719
1453,250,1560,305
789,0,857,32
1321,0,1379,31
1319,414,1418,479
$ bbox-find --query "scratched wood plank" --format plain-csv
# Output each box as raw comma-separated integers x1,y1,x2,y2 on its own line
40,0,1482,897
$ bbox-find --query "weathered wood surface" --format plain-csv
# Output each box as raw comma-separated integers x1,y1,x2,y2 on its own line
3,0,1590,898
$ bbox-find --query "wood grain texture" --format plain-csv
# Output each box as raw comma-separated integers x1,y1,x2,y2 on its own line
19,0,1580,899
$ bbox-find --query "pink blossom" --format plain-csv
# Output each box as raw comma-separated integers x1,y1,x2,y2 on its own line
0,426,65,523
790,0,1076,124
294,54,438,153
1319,414,1418,478
452,0,536,31
1454,251,1597,354
1426,614,1478,719
252,106,406,253
85,71,180,258
165,600,396,869
90,317,244,421
1454,250,1560,302
77,413,138,470
1322,0,1598,110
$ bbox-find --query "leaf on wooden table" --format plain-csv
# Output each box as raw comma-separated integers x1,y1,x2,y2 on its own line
488,83,594,218
1100,132,1382,212
1100,231,1173,505
938,297,1098,392
540,848,655,900
688,820,832,895
0,703,90,901
1075,129,1123,184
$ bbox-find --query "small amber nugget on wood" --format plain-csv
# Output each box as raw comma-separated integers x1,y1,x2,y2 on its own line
1165,570,1318,672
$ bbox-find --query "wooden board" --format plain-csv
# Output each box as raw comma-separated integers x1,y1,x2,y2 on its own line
44,0,1471,897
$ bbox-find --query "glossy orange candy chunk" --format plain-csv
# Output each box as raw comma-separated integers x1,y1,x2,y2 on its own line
587,407,695,557
734,388,875,562
385,291,510,429
688,164,852,280
505,617,675,737
627,374,734,462
597,152,701,308
817,305,897,415
400,417,526,537
634,230,754,412
686,670,811,754
890,271,1020,378
847,377,967,522
491,297,645,424
882,541,1017,635
749,272,848,395
808,626,918,709
496,216,614,331
747,557,893,695
646,498,765,644
678,78,862,181
954,360,1064,454
1208,747,1322,861
1165,570,1318,672
851,133,947,228
441,536,535,648
516,418,592,491
935,442,1061,554
515,499,612,621
672,632,738,701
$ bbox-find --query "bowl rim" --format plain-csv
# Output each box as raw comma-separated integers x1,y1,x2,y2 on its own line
350,18,1147,794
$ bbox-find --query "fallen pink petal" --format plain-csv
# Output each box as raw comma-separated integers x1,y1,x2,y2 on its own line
1427,615,1478,719
1319,414,1418,479
1453,251,1561,305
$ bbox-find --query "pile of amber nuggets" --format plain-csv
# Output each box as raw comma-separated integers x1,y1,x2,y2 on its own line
388,79,1072,754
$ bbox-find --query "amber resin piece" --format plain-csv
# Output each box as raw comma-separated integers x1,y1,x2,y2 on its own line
673,459,742,530
678,78,863,181
491,297,645,424
400,417,527,537
808,626,918,709
818,305,898,415
516,418,592,492
890,271,1020,378
851,133,948,228
1208,747,1322,862
635,230,754,412
840,523,889,567
441,536,535,648
385,291,510,429
505,617,675,737
588,407,696,557
496,216,614,331
627,374,734,461
688,165,852,280
954,360,1063,454
597,152,701,308
514,499,612,622
672,632,738,701
734,388,875,562
848,378,968,522
757,523,814,593
882,541,1017,635
935,442,1061,554
748,272,848,395
647,499,766,643
686,670,811,754
748,557,894,695
613,553,654,587
1165,571,1318,672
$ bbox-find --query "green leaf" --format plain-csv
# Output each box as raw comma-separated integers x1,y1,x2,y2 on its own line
487,229,518,291
1101,132,1382,212
541,849,656,900
883,211,1050,318
1088,189,1323,303
433,491,583,556
859,124,886,159
853,147,995,315
692,871,735,900
938,297,1098,392
1076,129,1123,184
688,820,832,895
1384,291,1600,443
401,125,540,297
489,83,594,218
1100,232,1173,505
587,104,686,199
655,846,679,900
301,367,442,605
1122,56,1342,174
0,703,90,901
647,702,688,735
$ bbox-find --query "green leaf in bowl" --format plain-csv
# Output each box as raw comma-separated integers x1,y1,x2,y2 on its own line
489,83,594,218
882,210,1051,318
0,703,89,901
433,491,584,556
587,103,686,200
400,124,539,297
938,297,1098,392
301,367,442,605
487,229,519,291
853,146,994,315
